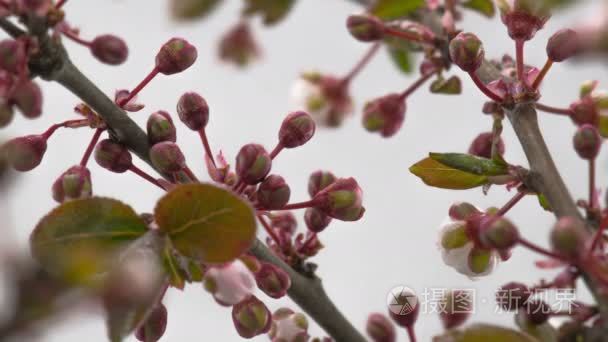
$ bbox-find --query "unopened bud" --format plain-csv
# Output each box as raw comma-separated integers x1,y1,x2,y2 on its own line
279,111,316,148
496,282,531,311
176,92,209,131
550,216,589,259
439,290,473,329
269,308,309,342
308,170,336,197
449,32,484,72
448,202,481,221
52,165,92,203
520,299,550,325
362,94,406,138
149,141,186,173
232,295,272,338
5,134,47,171
570,98,598,126
218,21,260,67
498,0,550,41
304,207,332,233
90,35,128,65
312,177,365,221
135,303,167,342
235,143,271,185
366,313,396,342
12,80,42,118
388,289,419,328
547,29,580,62
0,39,27,74
271,212,297,235
480,217,519,250
256,174,290,210
255,262,291,299
573,124,601,160
346,14,385,42
147,110,177,145
155,38,198,75
94,139,132,173
0,99,14,128
203,260,255,306
468,132,505,159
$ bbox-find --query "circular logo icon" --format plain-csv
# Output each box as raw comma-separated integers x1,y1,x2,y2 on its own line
387,286,418,315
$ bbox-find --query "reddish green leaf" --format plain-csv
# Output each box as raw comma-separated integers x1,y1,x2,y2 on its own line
386,41,414,74
434,324,538,341
371,0,425,20
170,0,223,20
242,0,296,26
462,0,496,17
30,198,147,284
155,183,256,264
430,76,462,95
409,157,488,190
598,114,608,138
429,153,509,176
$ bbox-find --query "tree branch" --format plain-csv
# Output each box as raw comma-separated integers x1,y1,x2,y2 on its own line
4,19,366,342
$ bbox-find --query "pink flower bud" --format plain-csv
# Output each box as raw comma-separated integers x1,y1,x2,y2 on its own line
569,97,598,126
520,299,550,325
4,134,47,171
271,212,297,235
308,170,336,197
155,38,198,75
479,216,519,250
0,39,27,74
0,99,14,128
203,260,255,306
15,0,52,16
496,282,531,311
312,177,365,221
90,35,128,65
304,208,331,233
366,313,396,342
149,141,186,173
135,303,167,342
176,91,209,131
218,21,260,67
279,111,316,148
52,165,92,203
547,29,580,62
468,132,505,159
362,94,406,138
256,174,290,210
12,80,42,118
255,262,291,299
388,289,419,328
449,32,485,72
550,216,589,259
232,295,272,338
498,0,550,41
147,110,177,145
346,14,385,42
573,124,602,160
439,290,473,329
269,308,309,342
235,143,272,185
94,139,133,173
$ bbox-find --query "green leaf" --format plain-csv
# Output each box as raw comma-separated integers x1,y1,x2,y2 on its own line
598,114,608,138
386,42,414,74
171,0,223,20
434,324,538,341
30,198,147,284
371,0,425,20
461,0,496,17
409,157,488,190
429,153,509,176
242,0,296,26
155,183,256,264
162,238,186,290
537,194,552,212
430,76,462,95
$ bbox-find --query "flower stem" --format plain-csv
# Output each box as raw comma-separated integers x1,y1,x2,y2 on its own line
496,191,526,217
41,119,86,139
258,214,282,248
588,215,608,257
270,143,284,160
341,42,381,84
198,129,215,168
399,69,437,100
183,166,199,182
518,236,569,262
61,28,91,47
273,200,317,211
119,67,160,108
79,128,103,167
129,165,165,191
515,39,525,83
589,159,596,210
55,0,68,9
406,326,417,342
532,59,553,90
384,26,433,46
468,72,504,103
535,103,573,116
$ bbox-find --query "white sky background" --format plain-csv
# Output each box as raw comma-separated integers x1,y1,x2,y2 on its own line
2,0,608,341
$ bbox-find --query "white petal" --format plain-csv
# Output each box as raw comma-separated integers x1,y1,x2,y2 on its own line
205,260,255,306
